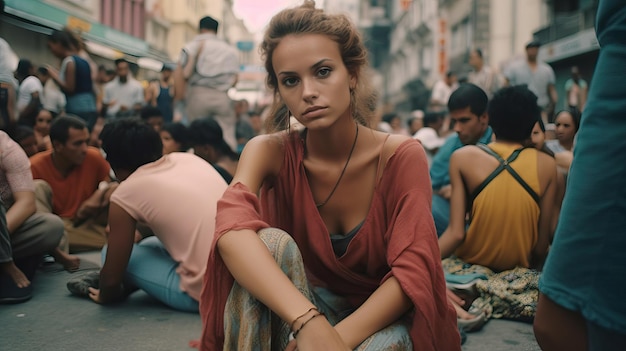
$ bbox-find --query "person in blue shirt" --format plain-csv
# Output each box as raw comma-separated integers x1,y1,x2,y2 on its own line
534,1,626,350
430,84,493,236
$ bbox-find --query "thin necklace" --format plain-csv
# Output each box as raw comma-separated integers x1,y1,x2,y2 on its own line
316,122,359,208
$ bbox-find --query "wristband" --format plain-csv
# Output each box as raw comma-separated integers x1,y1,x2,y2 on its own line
289,312,325,340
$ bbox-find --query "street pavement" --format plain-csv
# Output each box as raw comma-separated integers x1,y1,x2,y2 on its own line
1,252,541,350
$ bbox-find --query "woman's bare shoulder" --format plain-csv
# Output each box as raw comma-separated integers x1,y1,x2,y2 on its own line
233,132,288,191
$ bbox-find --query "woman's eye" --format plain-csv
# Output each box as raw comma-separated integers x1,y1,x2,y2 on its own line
282,77,298,87
317,68,331,78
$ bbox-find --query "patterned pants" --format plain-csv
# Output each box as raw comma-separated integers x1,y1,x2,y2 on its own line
223,228,413,351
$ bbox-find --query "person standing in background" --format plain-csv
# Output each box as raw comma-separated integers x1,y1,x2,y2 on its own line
564,66,588,113
35,67,66,118
46,30,97,130
102,59,144,120
0,37,18,132
504,41,557,123
15,59,42,128
173,16,239,151
467,48,499,99
146,64,174,123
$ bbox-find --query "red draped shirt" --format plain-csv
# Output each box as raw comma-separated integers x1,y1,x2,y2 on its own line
200,132,460,351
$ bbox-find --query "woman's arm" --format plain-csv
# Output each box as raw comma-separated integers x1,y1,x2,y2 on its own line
334,276,412,349
49,60,76,94
217,135,348,350
217,135,315,321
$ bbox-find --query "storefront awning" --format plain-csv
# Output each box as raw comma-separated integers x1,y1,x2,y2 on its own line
3,0,170,63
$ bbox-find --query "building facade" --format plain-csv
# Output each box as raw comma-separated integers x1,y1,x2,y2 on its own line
380,0,550,113
534,0,599,110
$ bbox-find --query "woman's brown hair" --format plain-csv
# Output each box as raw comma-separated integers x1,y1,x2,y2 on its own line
260,0,376,131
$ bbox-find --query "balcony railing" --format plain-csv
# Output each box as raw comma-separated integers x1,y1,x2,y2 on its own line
534,8,596,44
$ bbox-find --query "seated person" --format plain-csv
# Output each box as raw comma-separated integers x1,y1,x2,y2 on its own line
545,109,579,174
429,84,494,236
82,118,228,312
33,109,53,152
188,117,238,183
531,120,565,235
30,115,114,252
160,122,190,154
439,86,558,320
199,3,459,350
140,105,165,132
414,111,446,165
0,130,65,303
12,126,39,158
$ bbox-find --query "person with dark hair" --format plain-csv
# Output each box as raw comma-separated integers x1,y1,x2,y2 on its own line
33,109,52,152
429,83,494,236
29,115,113,253
140,105,164,132
35,66,65,117
173,15,239,151
0,130,65,303
102,58,144,119
429,71,458,111
199,1,459,350
381,112,409,136
160,122,189,154
467,48,499,99
504,40,557,123
439,85,558,330
146,64,174,123
74,118,227,312
414,111,445,164
15,59,42,128
543,109,580,183
564,66,588,113
534,3,626,348
12,125,38,158
47,30,97,130
188,117,238,183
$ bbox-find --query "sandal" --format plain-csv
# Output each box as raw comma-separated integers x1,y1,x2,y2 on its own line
67,270,100,297
457,311,488,333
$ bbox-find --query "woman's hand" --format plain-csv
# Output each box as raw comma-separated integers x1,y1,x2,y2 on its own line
45,65,60,81
285,316,350,351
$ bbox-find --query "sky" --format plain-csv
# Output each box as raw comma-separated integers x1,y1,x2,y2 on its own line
233,0,324,34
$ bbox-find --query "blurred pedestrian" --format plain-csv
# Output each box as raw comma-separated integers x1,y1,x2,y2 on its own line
173,16,239,151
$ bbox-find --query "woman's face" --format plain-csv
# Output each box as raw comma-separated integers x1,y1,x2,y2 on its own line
555,111,576,144
160,130,181,154
272,34,355,130
35,110,53,135
531,122,545,150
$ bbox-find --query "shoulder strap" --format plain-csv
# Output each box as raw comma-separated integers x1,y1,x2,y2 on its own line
469,144,540,205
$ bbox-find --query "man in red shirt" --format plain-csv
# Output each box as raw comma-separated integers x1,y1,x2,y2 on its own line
30,115,115,252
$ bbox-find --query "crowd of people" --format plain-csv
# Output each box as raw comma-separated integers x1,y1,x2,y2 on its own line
1,0,625,350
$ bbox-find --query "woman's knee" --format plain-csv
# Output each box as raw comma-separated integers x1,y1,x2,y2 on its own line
359,322,412,350
258,227,300,260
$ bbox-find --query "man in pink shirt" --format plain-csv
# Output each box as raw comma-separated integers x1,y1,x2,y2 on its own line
69,118,227,312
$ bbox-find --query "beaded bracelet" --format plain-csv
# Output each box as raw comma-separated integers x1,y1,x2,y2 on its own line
289,311,325,340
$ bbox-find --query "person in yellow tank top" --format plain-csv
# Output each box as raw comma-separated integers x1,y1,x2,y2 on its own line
439,84,557,270
438,85,559,330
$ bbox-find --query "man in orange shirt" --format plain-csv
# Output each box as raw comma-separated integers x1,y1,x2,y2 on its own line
30,115,115,252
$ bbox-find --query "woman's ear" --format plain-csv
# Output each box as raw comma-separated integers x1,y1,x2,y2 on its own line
349,73,357,91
